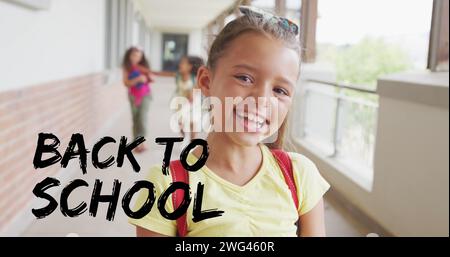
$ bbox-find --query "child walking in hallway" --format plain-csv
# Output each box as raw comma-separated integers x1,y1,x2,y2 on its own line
174,56,204,142
122,46,153,153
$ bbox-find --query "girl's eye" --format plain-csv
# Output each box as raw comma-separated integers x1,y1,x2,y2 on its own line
274,87,289,96
234,75,254,84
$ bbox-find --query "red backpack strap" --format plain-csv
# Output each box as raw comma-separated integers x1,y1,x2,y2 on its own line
169,160,189,237
271,149,299,210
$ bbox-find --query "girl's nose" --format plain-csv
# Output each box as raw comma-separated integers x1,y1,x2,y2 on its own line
246,83,275,120
251,83,273,107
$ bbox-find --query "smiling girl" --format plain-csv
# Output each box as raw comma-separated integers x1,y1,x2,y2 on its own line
129,6,330,237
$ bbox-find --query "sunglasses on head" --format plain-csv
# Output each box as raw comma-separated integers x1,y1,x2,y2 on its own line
239,6,299,36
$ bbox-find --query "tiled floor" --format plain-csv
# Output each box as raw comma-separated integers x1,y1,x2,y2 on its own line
21,77,371,237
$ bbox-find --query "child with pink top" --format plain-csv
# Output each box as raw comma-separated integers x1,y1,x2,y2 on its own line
122,46,154,152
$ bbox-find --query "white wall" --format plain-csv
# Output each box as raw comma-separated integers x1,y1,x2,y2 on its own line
188,29,207,59
371,72,449,236
132,19,140,46
0,0,106,91
371,96,448,236
144,29,152,58
149,30,162,71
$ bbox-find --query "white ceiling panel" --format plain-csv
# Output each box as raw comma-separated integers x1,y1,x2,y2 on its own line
135,0,238,32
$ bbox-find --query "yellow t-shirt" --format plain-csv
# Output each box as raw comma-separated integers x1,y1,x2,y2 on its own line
129,144,330,236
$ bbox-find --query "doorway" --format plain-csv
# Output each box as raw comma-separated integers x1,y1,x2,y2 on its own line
162,33,188,72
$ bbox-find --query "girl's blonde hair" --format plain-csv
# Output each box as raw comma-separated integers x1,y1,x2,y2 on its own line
207,7,302,149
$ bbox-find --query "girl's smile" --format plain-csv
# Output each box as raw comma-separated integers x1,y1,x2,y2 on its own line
234,105,270,134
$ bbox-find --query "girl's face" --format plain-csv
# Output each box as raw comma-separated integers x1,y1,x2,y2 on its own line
130,50,143,65
199,32,300,147
179,57,193,75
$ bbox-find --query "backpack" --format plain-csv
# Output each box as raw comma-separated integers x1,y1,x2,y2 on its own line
168,149,299,237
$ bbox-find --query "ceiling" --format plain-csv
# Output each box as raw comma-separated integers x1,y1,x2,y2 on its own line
134,0,239,32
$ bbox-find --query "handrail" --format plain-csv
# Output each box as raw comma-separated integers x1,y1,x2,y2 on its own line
303,86,379,108
306,79,377,94
300,78,378,161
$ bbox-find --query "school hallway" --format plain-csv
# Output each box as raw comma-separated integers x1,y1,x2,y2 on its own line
18,76,371,237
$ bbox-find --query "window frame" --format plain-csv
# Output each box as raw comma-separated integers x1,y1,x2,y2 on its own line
427,0,449,71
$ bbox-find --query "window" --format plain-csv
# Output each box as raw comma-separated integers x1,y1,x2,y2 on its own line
315,0,434,88
251,0,301,21
285,0,301,25
428,0,449,71
251,0,276,13
295,0,434,190
105,0,149,70
296,80,378,190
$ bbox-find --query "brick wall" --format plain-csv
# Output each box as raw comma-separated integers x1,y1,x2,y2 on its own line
0,73,127,231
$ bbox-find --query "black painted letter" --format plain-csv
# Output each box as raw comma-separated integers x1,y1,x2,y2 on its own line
117,136,145,172
60,179,89,218
192,182,224,222
33,133,62,169
180,139,209,172
61,133,89,174
158,182,191,220
122,181,155,219
89,179,121,221
32,177,60,219
92,137,116,169
155,137,184,175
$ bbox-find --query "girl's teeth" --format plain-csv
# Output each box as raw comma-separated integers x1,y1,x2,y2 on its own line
238,112,265,123
236,111,267,129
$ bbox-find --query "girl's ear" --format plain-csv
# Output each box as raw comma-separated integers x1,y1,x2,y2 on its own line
197,66,212,97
